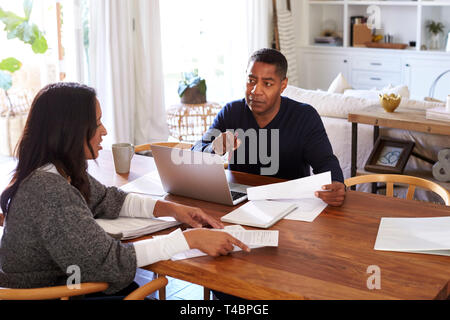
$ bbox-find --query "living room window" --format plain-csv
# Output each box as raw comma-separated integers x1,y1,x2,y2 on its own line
159,0,249,109
0,0,89,100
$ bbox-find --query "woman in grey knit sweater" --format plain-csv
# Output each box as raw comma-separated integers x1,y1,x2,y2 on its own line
0,83,249,295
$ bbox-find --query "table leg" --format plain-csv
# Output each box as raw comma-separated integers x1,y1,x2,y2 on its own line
351,122,358,190
204,287,211,300
372,126,380,194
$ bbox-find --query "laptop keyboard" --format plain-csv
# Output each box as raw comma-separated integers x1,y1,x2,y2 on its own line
230,190,247,201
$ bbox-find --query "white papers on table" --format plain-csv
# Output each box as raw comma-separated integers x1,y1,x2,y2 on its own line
220,200,297,228
120,170,166,196
247,171,331,200
95,216,180,240
374,217,450,256
244,172,331,222
170,225,278,261
276,198,328,222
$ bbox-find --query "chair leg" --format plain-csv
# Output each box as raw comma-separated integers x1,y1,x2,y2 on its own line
157,274,166,300
204,287,211,300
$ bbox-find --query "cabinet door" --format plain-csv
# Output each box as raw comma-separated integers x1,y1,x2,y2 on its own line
302,53,350,91
404,58,450,101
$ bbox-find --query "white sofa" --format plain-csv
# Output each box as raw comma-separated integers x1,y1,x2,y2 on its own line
282,85,449,202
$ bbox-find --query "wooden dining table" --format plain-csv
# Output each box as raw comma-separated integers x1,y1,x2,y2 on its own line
88,150,450,300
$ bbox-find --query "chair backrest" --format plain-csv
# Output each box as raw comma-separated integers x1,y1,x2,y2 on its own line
0,276,168,300
134,142,193,153
0,282,109,300
344,174,450,206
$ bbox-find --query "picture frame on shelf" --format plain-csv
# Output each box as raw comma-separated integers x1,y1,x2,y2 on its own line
365,137,415,174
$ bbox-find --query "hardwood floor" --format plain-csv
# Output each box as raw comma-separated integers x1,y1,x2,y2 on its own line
0,156,207,300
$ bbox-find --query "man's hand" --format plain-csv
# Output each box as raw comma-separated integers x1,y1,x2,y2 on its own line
212,131,241,156
315,181,346,207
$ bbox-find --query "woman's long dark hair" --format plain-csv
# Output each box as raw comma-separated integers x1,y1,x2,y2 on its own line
1,82,98,214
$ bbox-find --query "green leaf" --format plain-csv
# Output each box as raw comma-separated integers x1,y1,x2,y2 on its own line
31,35,47,53
0,70,12,91
197,79,207,95
0,57,22,73
23,0,33,20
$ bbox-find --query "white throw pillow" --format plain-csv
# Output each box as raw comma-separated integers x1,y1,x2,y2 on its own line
381,84,410,99
283,85,376,119
327,73,352,94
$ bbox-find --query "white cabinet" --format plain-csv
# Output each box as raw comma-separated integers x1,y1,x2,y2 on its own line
351,55,402,89
403,58,450,100
301,53,350,90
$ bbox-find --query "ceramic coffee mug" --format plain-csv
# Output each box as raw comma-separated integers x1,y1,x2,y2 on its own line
112,143,135,174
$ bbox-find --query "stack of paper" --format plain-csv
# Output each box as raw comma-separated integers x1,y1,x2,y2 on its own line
374,217,450,256
245,172,331,223
95,216,180,240
221,200,296,228
425,106,450,122
120,170,166,196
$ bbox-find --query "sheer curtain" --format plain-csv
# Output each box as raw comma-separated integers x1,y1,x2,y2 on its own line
89,0,168,148
246,0,272,56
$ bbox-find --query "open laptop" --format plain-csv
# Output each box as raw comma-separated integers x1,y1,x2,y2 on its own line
151,145,248,206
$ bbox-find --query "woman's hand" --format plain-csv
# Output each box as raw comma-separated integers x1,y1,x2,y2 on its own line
183,229,250,257
154,200,224,229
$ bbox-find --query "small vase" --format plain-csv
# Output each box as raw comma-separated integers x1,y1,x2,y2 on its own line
430,33,440,50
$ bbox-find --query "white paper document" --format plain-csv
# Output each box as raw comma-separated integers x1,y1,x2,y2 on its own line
225,229,279,247
170,225,278,261
246,171,331,201
120,170,166,196
95,216,180,240
374,217,450,256
276,198,328,222
220,200,297,228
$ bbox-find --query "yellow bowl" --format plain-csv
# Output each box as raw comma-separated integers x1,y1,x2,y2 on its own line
379,93,401,112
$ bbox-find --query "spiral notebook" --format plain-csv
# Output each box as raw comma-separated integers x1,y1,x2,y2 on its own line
220,200,297,229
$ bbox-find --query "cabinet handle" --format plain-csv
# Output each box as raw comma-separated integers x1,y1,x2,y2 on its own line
370,62,382,66
370,77,382,81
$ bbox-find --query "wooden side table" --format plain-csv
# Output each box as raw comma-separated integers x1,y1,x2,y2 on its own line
166,102,222,143
348,107,450,191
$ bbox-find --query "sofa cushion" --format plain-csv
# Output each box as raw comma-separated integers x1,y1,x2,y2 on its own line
343,84,410,100
283,85,445,118
282,85,376,119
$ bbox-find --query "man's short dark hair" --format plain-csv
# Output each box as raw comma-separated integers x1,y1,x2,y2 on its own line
248,48,288,80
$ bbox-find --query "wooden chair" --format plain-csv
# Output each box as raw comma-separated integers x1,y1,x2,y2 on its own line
0,276,168,300
344,174,450,205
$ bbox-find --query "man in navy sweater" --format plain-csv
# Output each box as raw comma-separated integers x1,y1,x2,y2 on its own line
192,48,346,207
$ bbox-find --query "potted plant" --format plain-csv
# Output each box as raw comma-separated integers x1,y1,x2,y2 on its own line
177,69,207,104
0,0,48,155
425,20,445,50
0,0,48,110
